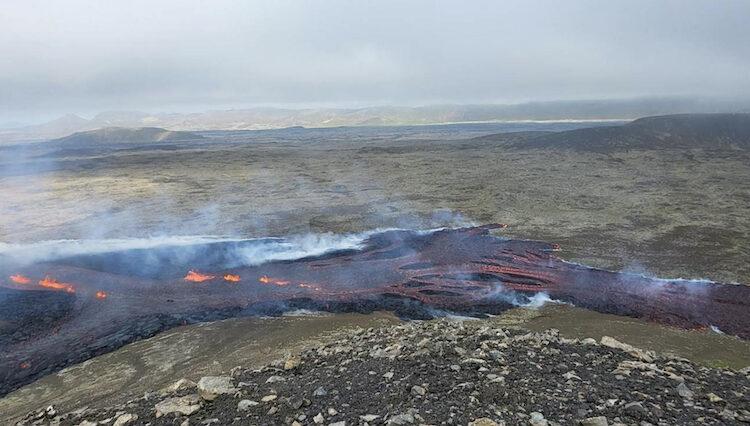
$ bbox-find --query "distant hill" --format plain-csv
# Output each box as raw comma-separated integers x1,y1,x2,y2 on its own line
478,113,750,151
4,97,749,142
51,127,205,146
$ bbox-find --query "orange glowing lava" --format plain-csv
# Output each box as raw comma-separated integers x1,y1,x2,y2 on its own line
20,362,30,369
184,270,215,282
95,291,108,300
38,276,75,293
223,274,241,282
9,274,31,284
259,275,290,286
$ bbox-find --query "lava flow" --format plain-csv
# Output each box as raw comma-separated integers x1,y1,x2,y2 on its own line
38,276,75,293
184,270,215,282
9,274,31,284
259,275,290,286
1,224,749,397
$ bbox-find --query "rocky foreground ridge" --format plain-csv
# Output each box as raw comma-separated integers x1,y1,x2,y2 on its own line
19,320,750,426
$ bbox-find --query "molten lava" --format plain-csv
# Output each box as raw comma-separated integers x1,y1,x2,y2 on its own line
95,291,108,300
2,224,750,400
223,274,241,282
9,274,31,285
259,275,290,286
38,276,75,293
184,270,215,283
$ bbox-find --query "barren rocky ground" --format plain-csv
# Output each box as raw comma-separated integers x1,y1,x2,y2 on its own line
20,319,750,425
3,122,750,424
2,125,749,285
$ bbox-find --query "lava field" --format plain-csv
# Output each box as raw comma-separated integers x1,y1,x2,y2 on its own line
1,224,748,396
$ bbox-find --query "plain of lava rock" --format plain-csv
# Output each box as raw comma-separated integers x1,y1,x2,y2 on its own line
237,399,259,411
468,418,502,426
313,386,328,396
112,413,137,426
155,394,201,417
197,376,237,400
579,416,608,426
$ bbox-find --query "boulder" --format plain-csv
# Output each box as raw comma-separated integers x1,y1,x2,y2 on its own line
468,418,502,426
113,413,138,426
600,337,655,362
580,416,608,426
154,394,201,417
197,376,237,401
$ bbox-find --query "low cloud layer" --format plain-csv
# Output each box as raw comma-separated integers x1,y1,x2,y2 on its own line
2,0,749,122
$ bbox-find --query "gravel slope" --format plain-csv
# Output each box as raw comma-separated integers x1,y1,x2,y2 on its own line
19,320,750,425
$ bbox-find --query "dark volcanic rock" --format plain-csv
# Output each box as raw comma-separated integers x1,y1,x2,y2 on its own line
2,225,749,398
28,320,750,425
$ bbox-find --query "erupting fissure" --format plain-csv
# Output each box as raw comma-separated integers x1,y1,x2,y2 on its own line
1,224,749,398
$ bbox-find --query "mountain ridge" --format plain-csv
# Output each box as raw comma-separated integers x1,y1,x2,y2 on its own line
477,113,750,151
51,127,205,146
4,98,749,141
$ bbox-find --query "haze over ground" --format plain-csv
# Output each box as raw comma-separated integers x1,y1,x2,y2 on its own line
2,0,750,125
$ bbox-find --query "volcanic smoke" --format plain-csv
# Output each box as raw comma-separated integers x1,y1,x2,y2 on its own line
1,224,748,397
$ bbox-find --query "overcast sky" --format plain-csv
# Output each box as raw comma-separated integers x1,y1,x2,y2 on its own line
1,0,749,123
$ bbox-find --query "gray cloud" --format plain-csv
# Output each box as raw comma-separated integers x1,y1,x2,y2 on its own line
1,0,749,122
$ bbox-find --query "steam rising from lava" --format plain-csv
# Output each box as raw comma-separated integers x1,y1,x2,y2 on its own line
1,224,749,399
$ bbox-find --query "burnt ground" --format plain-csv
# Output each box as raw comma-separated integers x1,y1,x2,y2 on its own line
25,319,750,426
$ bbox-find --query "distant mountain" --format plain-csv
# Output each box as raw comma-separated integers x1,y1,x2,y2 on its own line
4,97,749,142
51,127,205,146
479,113,750,151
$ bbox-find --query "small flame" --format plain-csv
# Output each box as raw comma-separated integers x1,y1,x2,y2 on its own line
20,361,30,369
223,274,241,282
184,270,215,282
9,274,31,284
39,276,75,293
259,275,290,286
95,291,108,300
